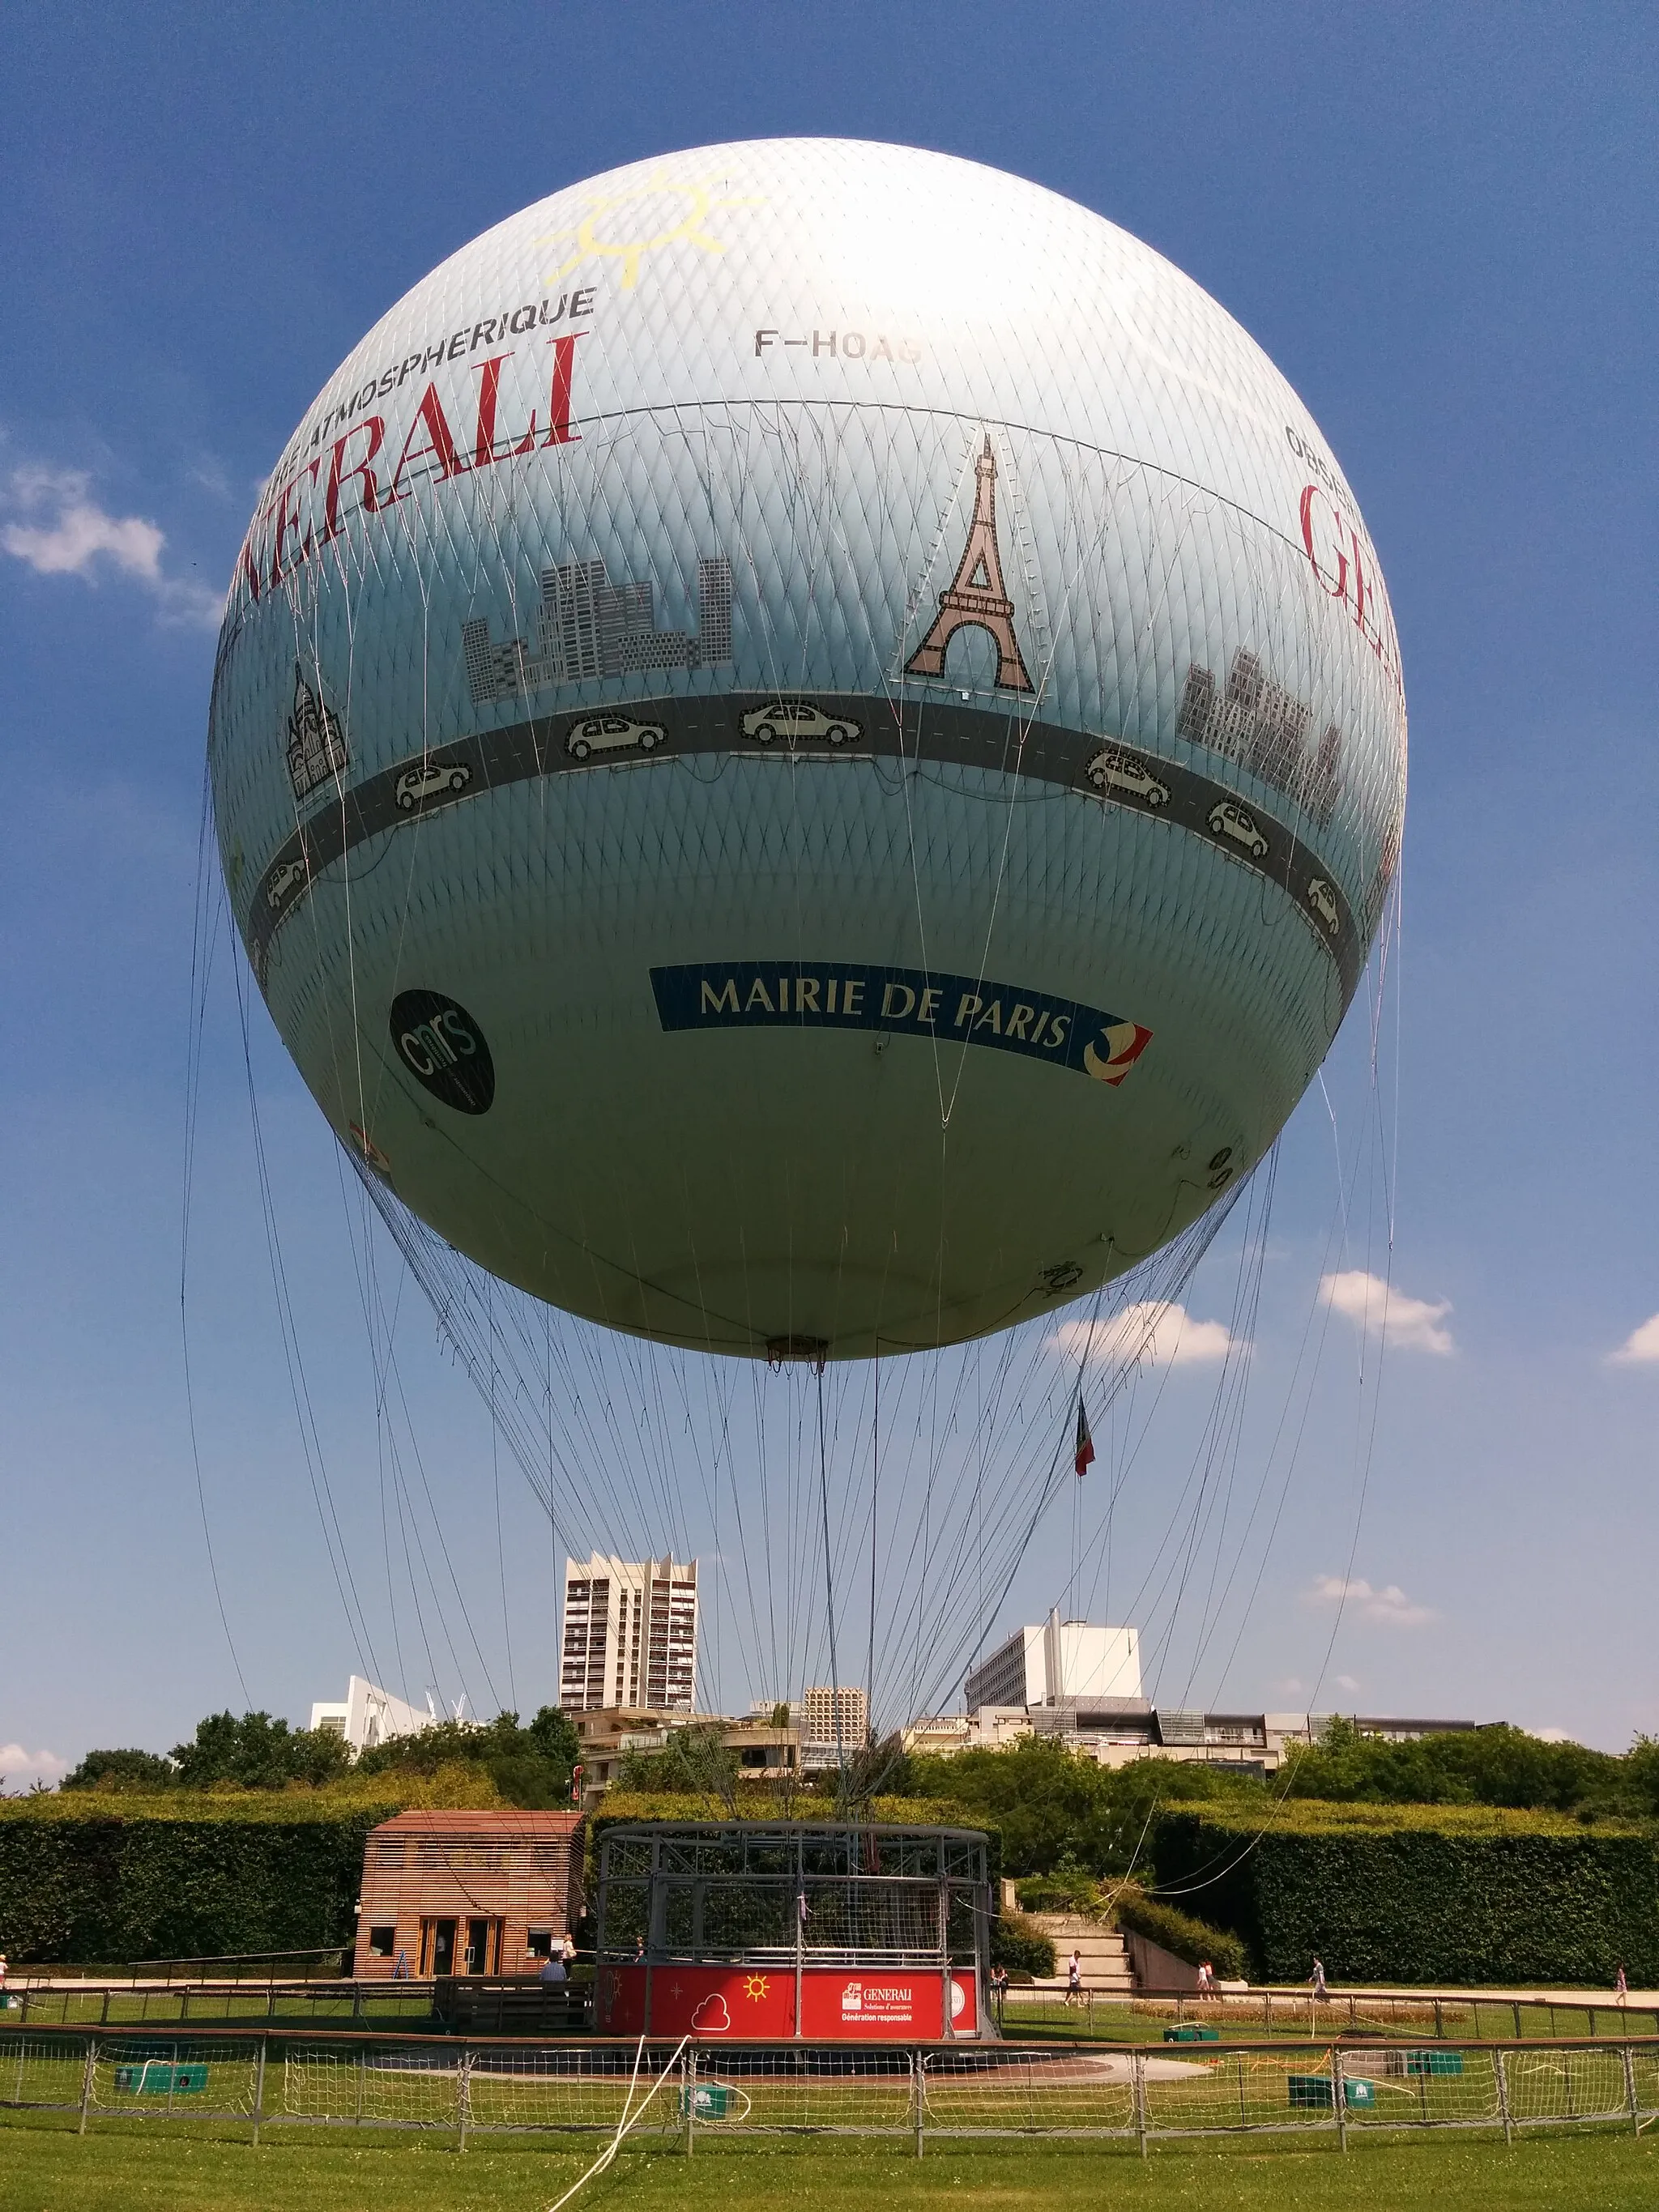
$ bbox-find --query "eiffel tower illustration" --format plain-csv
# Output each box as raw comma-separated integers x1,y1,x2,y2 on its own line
904,435,1033,693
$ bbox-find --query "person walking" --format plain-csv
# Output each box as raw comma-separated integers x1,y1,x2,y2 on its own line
1196,1959,1214,1998
991,1963,1009,2023
1311,1957,1328,2004
1616,1963,1628,2007
1065,1949,1084,2008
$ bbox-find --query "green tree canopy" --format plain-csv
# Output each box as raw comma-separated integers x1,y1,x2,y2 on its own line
907,1740,1265,1875
1282,1720,1648,1814
59,1747,177,1793
171,1711,354,1791
355,1706,578,1807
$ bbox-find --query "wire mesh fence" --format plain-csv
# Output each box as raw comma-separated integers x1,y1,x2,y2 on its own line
997,1987,1659,2045
5,1982,445,2031
2,2026,1657,2152
12,1978,1658,2045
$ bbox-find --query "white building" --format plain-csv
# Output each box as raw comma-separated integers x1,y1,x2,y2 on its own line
752,1687,870,1769
560,1554,699,1712
799,1686,868,1750
902,1707,1034,1758
309,1677,435,1753
965,1613,1142,1714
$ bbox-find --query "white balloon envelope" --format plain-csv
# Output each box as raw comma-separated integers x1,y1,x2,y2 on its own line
209,139,1405,1358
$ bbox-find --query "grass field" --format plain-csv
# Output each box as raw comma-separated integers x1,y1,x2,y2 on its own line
1,2112,1655,2211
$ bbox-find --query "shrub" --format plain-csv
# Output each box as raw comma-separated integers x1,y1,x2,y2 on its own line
1153,1801,1659,1984
1111,1883,1247,1980
1014,1868,1102,1915
0,1795,399,1963
0,1765,513,1963
991,1909,1056,1977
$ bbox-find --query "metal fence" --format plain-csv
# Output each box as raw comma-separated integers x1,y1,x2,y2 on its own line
4,1982,445,2031
29,1949,350,1984
1004,1987,1659,2044
11,1978,1658,2049
3,2026,1657,2153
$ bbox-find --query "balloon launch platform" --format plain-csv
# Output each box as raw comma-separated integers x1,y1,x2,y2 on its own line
592,1822,990,2041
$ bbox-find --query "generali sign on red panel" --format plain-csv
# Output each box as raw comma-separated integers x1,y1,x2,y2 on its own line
801,1969,977,2039
598,1966,977,2039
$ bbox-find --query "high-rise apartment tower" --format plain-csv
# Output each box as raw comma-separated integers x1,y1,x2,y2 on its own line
560,1554,699,1712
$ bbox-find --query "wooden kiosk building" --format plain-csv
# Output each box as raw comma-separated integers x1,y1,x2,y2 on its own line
353,1809,585,1980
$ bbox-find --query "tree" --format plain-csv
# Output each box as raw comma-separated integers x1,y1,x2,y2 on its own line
59,1748,176,1792
1282,1721,1630,1813
616,1724,740,1810
527,1706,581,1774
908,1740,1264,1875
171,1711,353,1791
355,1707,579,1807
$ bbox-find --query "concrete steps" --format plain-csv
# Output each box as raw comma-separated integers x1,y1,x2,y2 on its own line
1025,1912,1134,1994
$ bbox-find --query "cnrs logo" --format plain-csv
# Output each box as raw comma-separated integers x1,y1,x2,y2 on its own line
390,990,495,1115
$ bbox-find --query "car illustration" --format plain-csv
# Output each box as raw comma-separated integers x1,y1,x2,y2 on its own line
565,714,666,761
1306,878,1341,935
395,759,473,810
1206,799,1269,859
267,855,309,907
1085,747,1170,807
740,698,861,745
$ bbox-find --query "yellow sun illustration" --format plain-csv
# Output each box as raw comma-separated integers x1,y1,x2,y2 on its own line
742,1973,770,2001
539,171,764,292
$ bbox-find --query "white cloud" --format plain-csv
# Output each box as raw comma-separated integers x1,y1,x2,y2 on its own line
0,1742,69,1789
1050,1301,1242,1370
1529,1727,1572,1744
0,464,221,627
1305,1575,1435,1629
1335,1674,1361,1692
1609,1314,1659,1366
1321,1268,1455,1356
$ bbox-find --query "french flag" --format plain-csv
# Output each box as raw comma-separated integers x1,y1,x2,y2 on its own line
1074,1399,1095,1479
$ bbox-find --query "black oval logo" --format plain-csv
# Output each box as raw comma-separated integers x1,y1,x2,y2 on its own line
389,990,495,1115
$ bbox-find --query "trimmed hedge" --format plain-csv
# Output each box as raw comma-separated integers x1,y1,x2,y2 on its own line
1113,1886,1247,1980
0,1793,404,1963
1154,1802,1659,1984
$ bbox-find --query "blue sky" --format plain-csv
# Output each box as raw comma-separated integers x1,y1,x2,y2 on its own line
3,3,1657,1781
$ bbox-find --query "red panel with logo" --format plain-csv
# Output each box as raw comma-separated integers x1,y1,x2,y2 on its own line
800,1971,976,2039
595,1964,978,2039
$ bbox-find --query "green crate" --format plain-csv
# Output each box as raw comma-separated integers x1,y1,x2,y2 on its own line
1163,2024,1221,2042
1405,2050,1464,2077
680,2082,731,2119
1288,2073,1375,2110
113,2061,208,2095
1288,2073,1334,2108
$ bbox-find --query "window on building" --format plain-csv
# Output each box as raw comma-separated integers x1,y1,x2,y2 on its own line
367,1925,396,1958
527,1927,554,1959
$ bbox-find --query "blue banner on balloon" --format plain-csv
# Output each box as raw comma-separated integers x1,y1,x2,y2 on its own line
650,961,1152,1086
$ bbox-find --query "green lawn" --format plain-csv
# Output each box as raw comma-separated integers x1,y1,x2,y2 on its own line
0,2113,1654,2212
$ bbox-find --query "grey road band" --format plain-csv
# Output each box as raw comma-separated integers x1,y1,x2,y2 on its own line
249,693,1361,1004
